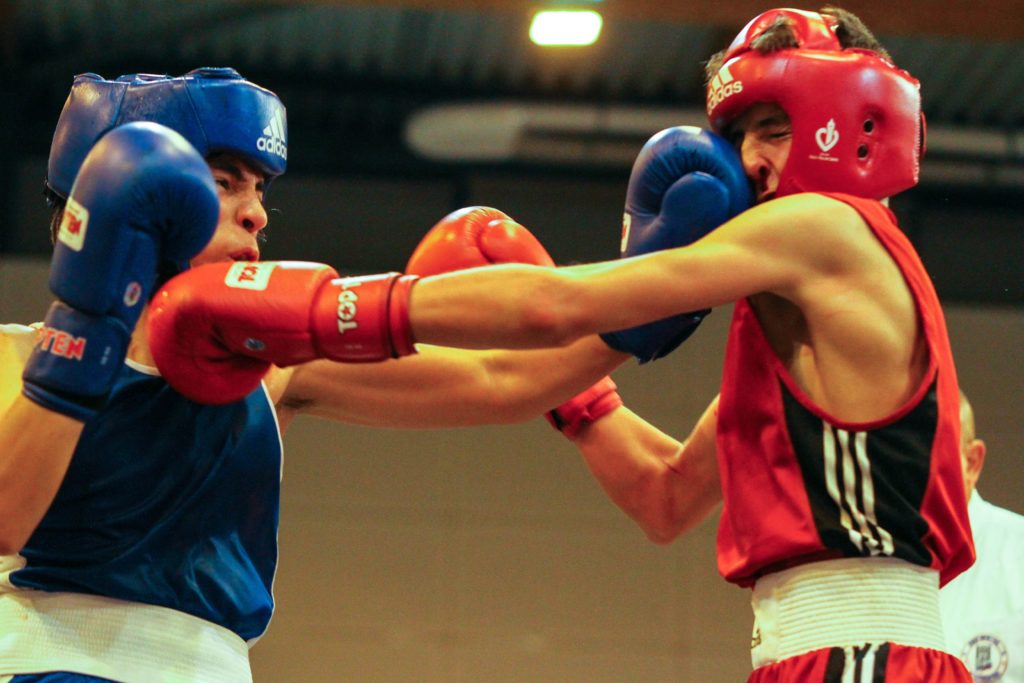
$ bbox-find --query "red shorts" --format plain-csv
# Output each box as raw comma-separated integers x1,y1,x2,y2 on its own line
748,643,971,683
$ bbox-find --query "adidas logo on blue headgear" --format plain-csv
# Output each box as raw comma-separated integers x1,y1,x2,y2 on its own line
47,67,287,199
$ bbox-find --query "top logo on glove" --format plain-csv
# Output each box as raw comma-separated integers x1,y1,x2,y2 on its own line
707,65,743,114
335,283,361,334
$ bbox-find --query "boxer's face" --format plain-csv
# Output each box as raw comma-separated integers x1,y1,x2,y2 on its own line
191,153,268,267
730,103,792,203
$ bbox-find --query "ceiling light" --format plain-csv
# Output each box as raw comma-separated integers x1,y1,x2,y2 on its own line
529,10,603,46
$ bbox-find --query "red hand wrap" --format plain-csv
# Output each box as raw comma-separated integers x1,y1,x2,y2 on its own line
545,376,623,438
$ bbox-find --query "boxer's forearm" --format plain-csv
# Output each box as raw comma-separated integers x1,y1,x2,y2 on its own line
0,395,83,553
408,254,707,350
408,263,579,349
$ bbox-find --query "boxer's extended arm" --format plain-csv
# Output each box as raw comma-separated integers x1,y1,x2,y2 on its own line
280,207,629,428
152,194,855,416
570,395,722,543
409,194,837,350
280,336,626,428
150,257,624,415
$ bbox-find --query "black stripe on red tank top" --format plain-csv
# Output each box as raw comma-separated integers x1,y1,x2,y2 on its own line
824,647,846,682
823,643,891,682
872,643,891,680
780,379,937,567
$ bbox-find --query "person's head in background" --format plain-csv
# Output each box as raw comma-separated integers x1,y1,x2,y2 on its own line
959,391,987,500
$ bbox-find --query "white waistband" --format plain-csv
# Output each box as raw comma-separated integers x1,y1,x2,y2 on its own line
0,590,252,682
750,557,948,669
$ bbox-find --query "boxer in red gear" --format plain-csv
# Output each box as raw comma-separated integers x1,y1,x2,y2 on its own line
369,7,973,682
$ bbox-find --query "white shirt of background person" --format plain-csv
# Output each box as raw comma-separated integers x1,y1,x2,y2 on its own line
939,393,1024,683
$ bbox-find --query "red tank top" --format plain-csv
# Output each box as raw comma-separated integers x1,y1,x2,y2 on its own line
715,193,974,588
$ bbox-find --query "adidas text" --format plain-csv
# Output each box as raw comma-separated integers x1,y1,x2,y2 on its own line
256,136,288,160
707,81,743,113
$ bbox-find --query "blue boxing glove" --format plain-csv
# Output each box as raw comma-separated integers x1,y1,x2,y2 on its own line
600,126,752,362
22,122,219,421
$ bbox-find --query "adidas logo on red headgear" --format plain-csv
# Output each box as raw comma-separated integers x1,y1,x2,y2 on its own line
707,64,744,114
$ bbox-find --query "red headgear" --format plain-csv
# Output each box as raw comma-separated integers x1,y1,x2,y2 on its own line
706,8,924,199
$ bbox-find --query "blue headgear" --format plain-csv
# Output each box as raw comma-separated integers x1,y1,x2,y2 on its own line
47,67,287,199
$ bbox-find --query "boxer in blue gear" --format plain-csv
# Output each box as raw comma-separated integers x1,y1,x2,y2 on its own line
0,67,635,682
2,68,285,683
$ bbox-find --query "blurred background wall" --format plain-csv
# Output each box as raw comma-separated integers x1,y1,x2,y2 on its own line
1,1,1021,681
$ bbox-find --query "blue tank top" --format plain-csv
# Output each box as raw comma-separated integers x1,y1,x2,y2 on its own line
9,361,282,641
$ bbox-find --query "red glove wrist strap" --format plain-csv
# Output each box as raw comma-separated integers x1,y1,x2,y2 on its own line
387,275,419,357
546,376,623,439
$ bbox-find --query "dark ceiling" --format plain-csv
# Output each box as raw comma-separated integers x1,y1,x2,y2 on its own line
6,0,1024,167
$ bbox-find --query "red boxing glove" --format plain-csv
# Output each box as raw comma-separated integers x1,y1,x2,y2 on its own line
545,376,623,438
407,206,621,438
406,206,555,275
147,261,418,404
